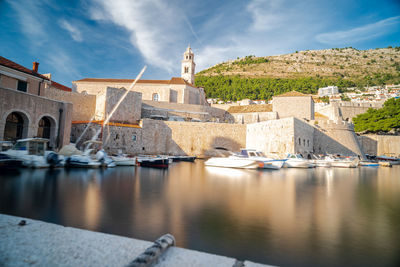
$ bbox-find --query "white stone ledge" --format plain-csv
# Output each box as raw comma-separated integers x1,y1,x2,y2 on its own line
0,214,271,267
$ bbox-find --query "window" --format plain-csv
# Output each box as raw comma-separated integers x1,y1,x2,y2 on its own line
298,138,301,145
184,66,189,73
152,93,159,101
307,140,309,147
303,139,305,146
17,80,27,92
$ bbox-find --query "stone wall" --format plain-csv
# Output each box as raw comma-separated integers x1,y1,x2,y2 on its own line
0,87,72,148
313,120,365,158
294,118,315,157
45,87,96,121
273,96,314,120
358,134,400,157
73,81,205,106
246,118,296,158
105,87,142,124
318,102,384,122
71,119,246,157
232,112,278,124
141,100,233,122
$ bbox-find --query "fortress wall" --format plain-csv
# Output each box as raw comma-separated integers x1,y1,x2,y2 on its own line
246,117,295,158
72,119,246,157
316,104,340,120
358,134,400,157
141,100,233,122
105,87,142,124
293,118,314,157
232,112,278,124
314,120,365,158
45,87,96,121
273,96,314,120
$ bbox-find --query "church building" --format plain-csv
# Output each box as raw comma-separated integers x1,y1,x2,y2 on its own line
72,46,207,108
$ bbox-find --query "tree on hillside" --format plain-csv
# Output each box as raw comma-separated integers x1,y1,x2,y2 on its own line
353,98,400,133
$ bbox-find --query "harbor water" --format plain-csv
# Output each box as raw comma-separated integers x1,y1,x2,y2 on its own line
1,162,400,267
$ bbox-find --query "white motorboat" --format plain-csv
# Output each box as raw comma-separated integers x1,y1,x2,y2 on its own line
65,154,101,168
311,155,331,167
1,138,61,168
239,149,285,169
110,154,136,166
204,155,259,169
95,149,116,168
284,154,314,168
325,155,359,168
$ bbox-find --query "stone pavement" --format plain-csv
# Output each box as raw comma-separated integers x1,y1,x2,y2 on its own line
0,214,271,267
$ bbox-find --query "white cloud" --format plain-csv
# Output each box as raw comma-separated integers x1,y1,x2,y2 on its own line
89,0,190,73
316,16,400,45
59,19,83,42
6,0,47,44
247,0,285,31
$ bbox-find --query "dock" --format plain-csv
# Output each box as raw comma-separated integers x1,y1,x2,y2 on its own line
0,214,270,267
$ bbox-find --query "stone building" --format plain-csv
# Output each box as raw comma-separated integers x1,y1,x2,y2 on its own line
272,91,314,120
0,56,72,148
72,46,207,120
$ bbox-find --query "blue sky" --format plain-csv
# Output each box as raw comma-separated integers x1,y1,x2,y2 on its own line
1,0,399,87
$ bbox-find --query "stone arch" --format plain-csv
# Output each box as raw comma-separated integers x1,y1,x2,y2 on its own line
36,114,58,149
2,110,30,141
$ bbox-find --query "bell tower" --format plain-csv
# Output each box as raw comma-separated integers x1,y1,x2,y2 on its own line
181,45,195,85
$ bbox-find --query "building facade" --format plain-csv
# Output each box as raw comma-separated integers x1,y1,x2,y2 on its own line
0,56,72,148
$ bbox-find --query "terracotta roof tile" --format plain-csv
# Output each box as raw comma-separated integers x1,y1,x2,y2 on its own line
74,77,197,86
274,90,310,97
0,56,49,80
227,104,272,113
51,81,72,92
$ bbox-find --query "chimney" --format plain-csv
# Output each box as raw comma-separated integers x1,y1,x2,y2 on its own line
32,62,39,72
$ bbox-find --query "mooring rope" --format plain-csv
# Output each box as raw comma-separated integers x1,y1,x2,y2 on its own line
126,234,175,267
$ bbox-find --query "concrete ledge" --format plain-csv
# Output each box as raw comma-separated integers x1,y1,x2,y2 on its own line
0,214,270,267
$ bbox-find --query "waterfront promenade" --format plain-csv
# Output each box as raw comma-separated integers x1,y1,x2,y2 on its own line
0,214,267,267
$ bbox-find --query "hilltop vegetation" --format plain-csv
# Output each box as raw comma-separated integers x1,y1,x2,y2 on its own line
353,98,400,133
195,47,400,100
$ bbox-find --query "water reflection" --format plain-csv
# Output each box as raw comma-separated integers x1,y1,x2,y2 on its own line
1,163,400,267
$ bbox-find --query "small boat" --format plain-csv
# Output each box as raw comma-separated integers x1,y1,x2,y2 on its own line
65,154,101,168
284,154,314,168
176,156,197,162
325,155,359,168
95,149,116,168
239,149,285,169
1,138,61,168
111,154,136,166
0,153,23,170
311,155,331,167
136,155,169,168
375,155,400,165
204,155,259,169
358,161,379,167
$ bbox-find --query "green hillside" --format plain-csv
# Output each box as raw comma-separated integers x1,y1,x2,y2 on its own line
195,47,400,101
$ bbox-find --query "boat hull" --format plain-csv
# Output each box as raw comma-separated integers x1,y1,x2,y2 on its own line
137,157,169,168
204,157,258,169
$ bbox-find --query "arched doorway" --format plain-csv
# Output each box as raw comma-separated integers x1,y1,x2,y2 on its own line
37,117,51,139
4,112,27,141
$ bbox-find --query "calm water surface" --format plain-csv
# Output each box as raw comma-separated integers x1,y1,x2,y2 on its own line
1,162,400,267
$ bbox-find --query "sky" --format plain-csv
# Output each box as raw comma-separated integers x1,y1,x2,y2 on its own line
1,0,399,86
